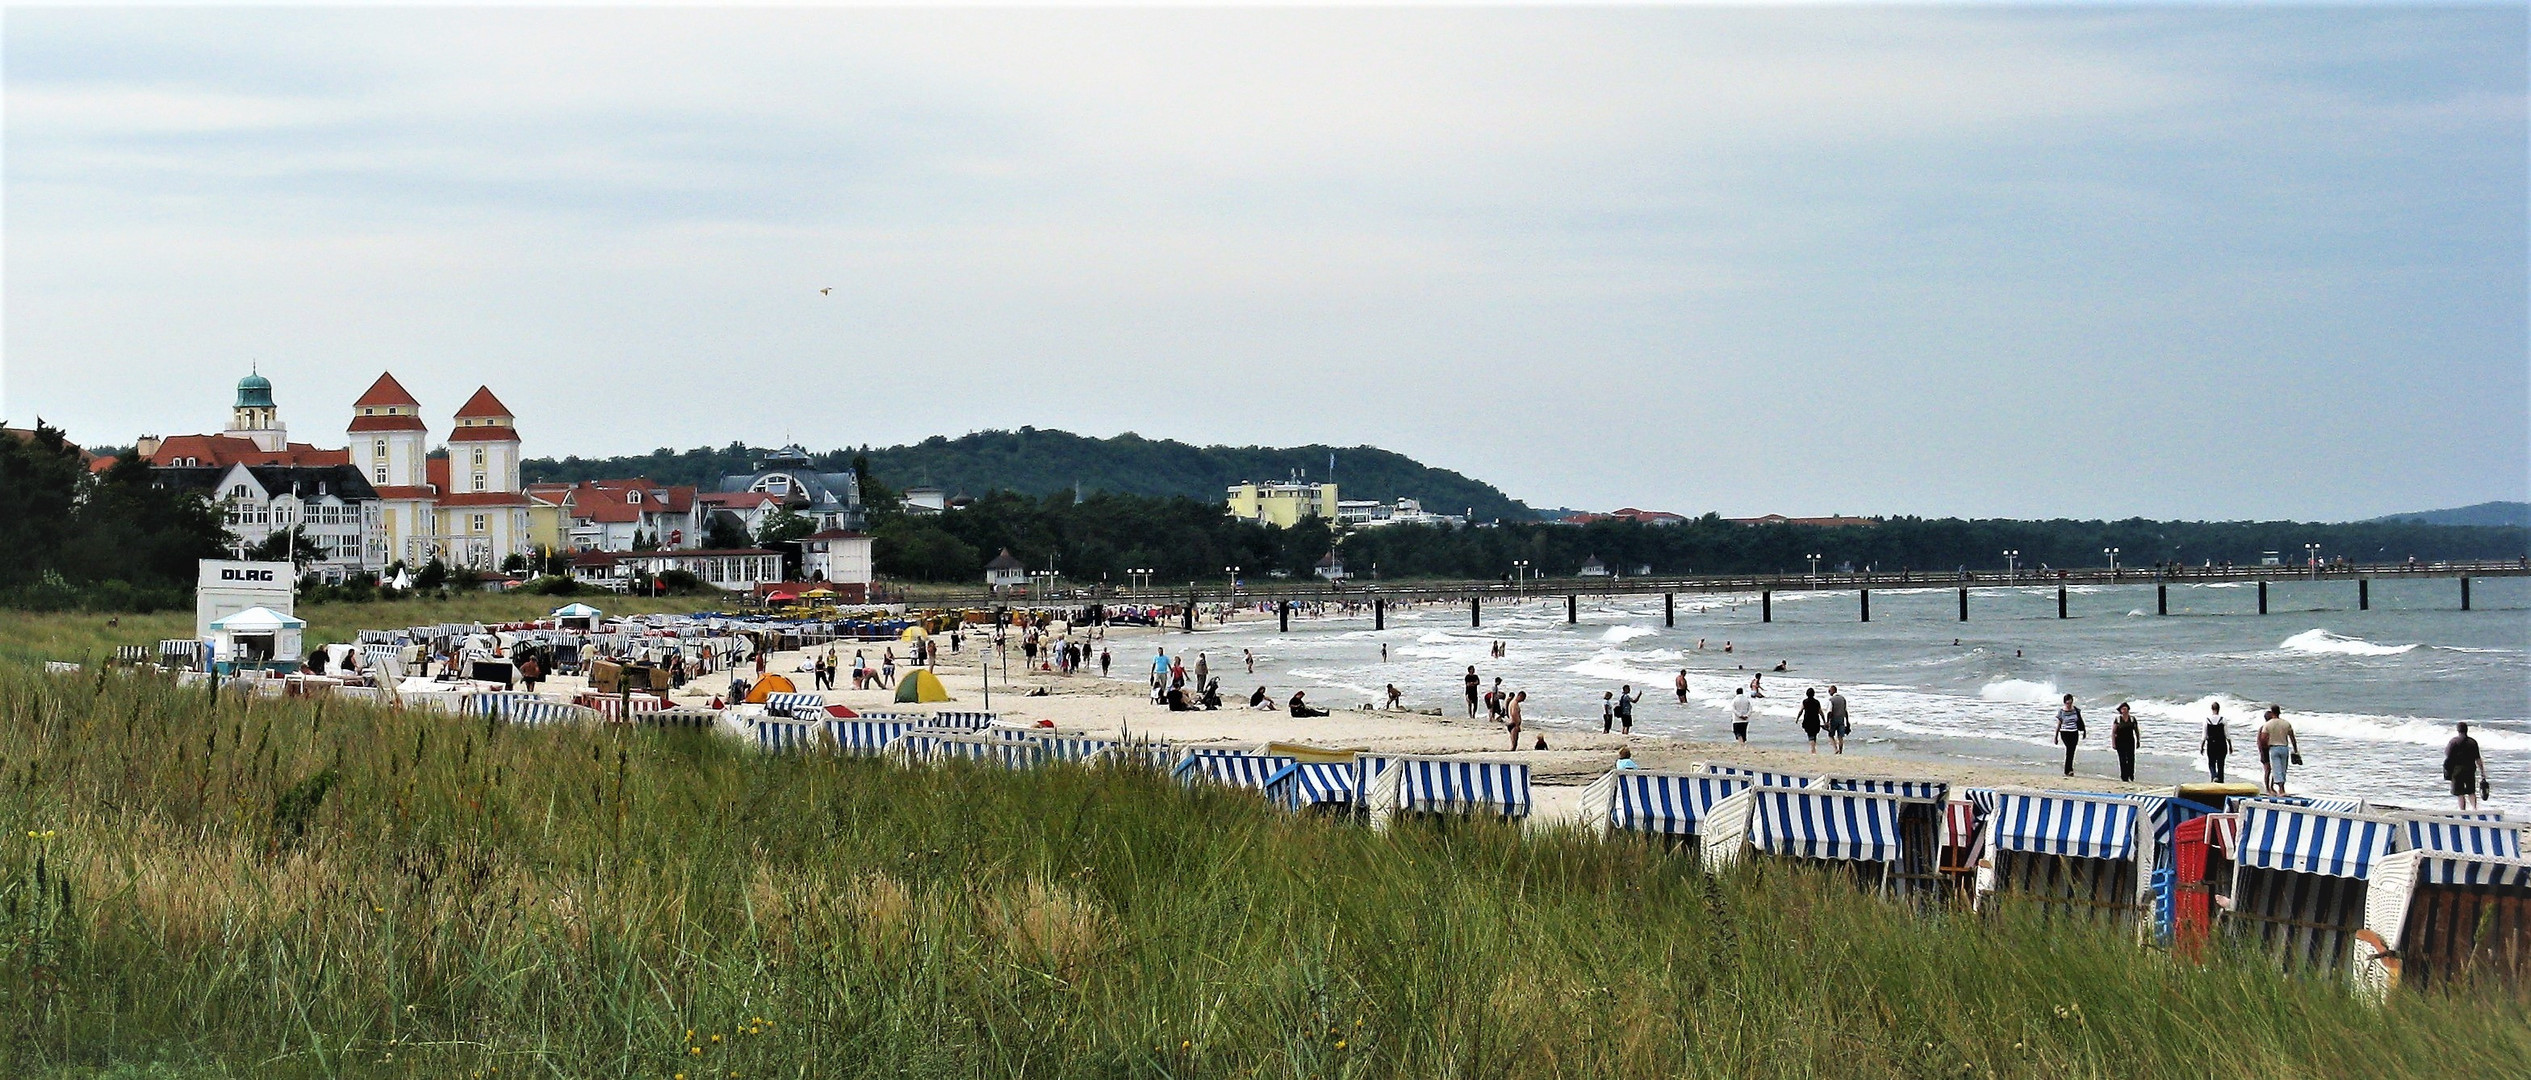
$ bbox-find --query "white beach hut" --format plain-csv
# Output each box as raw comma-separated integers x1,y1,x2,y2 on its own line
207,606,306,672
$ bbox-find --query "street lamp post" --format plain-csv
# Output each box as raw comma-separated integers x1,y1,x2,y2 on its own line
1128,567,1154,595
2003,549,2021,580
2305,543,2322,581
1224,565,1241,596
2103,547,2120,579
1511,560,1529,587
1806,553,1823,583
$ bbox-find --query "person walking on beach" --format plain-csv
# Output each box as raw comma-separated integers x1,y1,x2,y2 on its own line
2445,722,2487,811
1675,669,1689,703
2203,702,2231,783
2261,706,2299,795
1615,685,1641,735
1798,688,1825,753
1730,688,1752,742
1244,649,1255,674
1826,686,1850,754
1151,648,1169,691
1506,690,1526,750
2112,702,2140,782
1602,691,1615,734
1194,652,1209,693
2055,695,2086,776
1465,666,1481,717
1099,647,1111,678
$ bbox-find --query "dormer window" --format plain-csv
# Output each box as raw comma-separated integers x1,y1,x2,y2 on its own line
628,490,642,504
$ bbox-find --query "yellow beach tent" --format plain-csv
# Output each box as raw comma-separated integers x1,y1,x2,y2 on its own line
894,667,952,704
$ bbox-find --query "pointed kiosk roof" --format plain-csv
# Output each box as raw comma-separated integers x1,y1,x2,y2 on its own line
353,373,422,409
454,386,514,419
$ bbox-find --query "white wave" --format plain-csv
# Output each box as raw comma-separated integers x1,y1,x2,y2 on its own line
1600,625,1659,643
1978,678,2063,705
2279,629,2417,657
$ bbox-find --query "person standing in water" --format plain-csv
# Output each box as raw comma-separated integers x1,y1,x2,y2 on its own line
1798,688,1825,753
2261,706,2299,796
1464,666,1481,718
1244,649,1255,674
2112,703,2140,782
2445,722,2486,811
1601,691,1615,734
2203,702,2231,783
1730,688,1753,742
2055,695,2086,776
1674,668,1689,704
1614,684,1641,735
1825,686,1850,754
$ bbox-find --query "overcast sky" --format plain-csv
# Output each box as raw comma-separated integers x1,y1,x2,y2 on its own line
5,5,2523,520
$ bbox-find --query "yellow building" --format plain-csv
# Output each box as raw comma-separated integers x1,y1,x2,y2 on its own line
1226,480,1339,528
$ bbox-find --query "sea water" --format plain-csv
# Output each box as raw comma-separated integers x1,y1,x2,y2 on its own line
1164,576,2530,813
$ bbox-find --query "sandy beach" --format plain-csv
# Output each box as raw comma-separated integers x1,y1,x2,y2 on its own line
577,622,2192,824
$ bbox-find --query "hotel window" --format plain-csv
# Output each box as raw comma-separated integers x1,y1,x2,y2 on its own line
471,448,485,467
375,466,387,483
471,514,486,533
374,439,386,459
473,474,486,492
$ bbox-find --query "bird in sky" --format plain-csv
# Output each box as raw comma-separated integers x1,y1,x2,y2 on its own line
820,287,832,295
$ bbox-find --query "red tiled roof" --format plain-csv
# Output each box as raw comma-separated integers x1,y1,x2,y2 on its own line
426,456,450,491
347,414,429,432
445,425,519,443
146,433,347,469
453,386,512,419
352,373,421,408
373,485,437,500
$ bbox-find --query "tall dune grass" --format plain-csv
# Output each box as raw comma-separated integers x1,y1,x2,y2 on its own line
0,661,2520,1078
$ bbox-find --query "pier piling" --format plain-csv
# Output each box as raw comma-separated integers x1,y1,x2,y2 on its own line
1470,597,1481,628
1567,595,1578,624
2257,581,2268,615
1182,598,1195,632
2462,577,2472,611
1665,592,1675,628
1860,589,1870,622
1279,600,1290,633
1374,598,1385,631
2158,584,2168,616
1762,590,1772,623
2057,585,2068,619
1958,587,1968,622
2359,579,2368,611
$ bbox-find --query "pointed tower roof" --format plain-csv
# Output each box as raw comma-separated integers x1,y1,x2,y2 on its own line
352,372,421,408
454,386,513,419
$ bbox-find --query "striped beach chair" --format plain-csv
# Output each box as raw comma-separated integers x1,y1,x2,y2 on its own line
2352,847,2531,998
761,692,829,720
1822,776,1951,801
1606,771,1748,838
1031,734,1124,764
754,716,824,754
926,733,1041,769
1265,761,1359,812
1697,763,1818,789
1174,752,1296,791
2392,814,2520,859
1749,789,1901,863
2227,803,2400,971
1395,758,1532,819
829,719,917,756
927,711,999,730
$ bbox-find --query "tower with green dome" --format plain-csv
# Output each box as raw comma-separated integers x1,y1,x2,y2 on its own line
227,366,289,452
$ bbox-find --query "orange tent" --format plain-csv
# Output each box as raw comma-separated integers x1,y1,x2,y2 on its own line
743,672,797,704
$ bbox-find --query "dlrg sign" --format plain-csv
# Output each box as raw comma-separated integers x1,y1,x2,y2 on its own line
195,559,295,642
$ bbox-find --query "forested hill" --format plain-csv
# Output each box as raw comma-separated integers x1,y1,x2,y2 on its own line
522,428,1533,520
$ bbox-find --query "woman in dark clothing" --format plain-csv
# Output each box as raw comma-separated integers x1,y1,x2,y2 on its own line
1798,688,1825,754
2202,702,2230,783
2112,702,2140,782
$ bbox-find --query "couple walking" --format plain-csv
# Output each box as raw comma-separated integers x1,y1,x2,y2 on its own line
1794,686,1851,753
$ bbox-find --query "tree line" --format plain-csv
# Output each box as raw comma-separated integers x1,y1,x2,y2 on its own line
0,424,228,610
857,485,2529,585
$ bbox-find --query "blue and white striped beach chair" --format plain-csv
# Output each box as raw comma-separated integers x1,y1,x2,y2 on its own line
829,719,916,756
1264,761,1359,812
1396,758,1532,819
754,716,824,754
1175,752,1296,791
761,692,828,720
928,711,999,730
1749,789,1902,863
1608,771,1749,837
2393,814,2520,859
